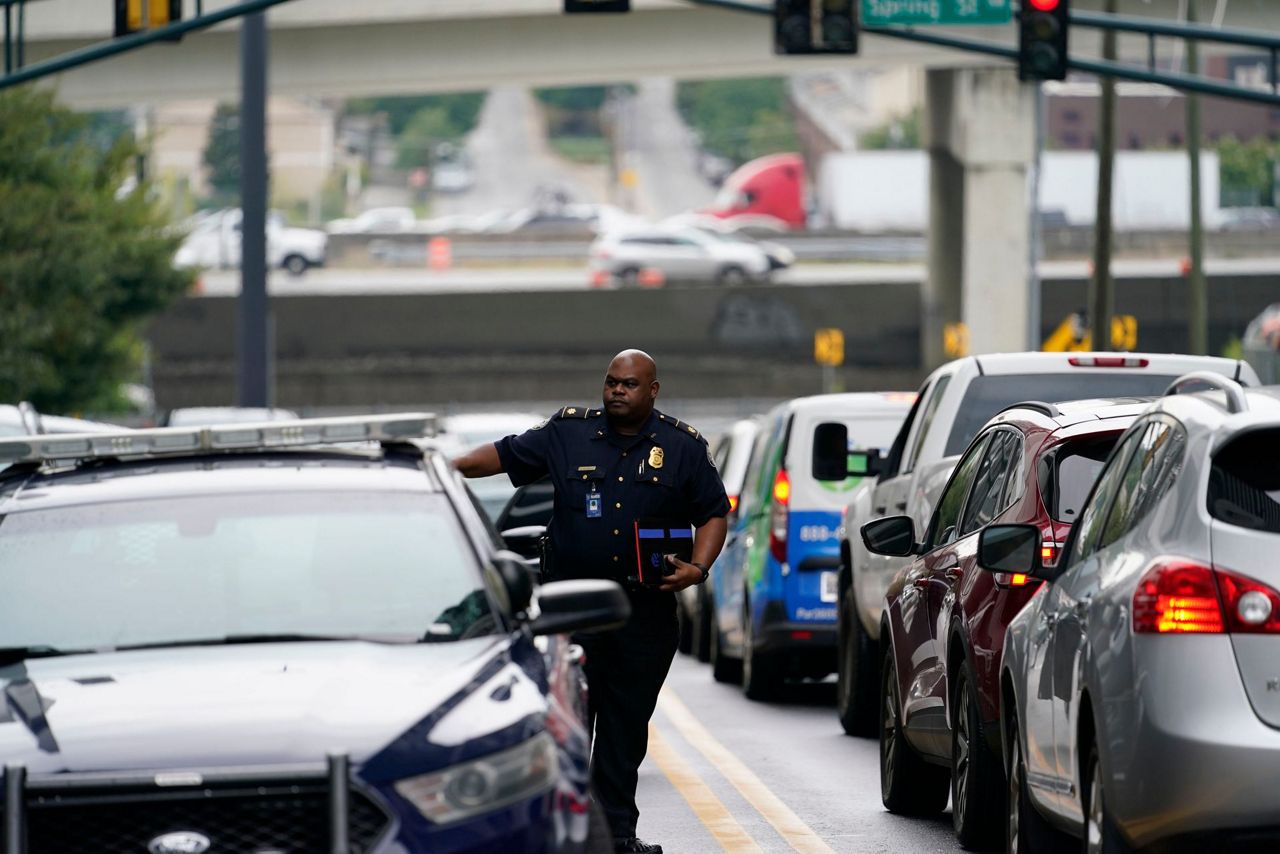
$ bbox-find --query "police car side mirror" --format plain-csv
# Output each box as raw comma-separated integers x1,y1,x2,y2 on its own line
529,579,631,636
501,524,546,562
493,551,535,614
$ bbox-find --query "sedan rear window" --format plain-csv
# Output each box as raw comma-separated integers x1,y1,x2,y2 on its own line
945,373,1178,456
1209,429,1280,534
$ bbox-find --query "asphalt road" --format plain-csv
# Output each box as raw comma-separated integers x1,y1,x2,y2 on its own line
197,256,1280,297
618,79,718,220
635,654,960,853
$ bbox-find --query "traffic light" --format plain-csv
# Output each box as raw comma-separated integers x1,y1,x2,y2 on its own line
564,0,630,12
114,0,182,38
775,0,857,56
1019,0,1070,81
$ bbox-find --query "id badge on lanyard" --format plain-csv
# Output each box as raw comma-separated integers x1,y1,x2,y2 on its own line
586,485,602,519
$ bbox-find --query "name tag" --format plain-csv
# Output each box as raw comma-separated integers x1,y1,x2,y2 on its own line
586,492,602,518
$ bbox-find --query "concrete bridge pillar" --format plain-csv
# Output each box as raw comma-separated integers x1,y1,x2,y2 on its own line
923,67,1036,369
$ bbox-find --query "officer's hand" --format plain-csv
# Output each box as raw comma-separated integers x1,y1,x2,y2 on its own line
658,556,703,593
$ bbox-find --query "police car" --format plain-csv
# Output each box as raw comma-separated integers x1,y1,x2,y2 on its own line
0,415,626,853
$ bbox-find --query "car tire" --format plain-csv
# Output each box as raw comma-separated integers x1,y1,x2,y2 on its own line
677,605,694,655
836,590,878,737
951,662,1003,849
717,265,748,287
282,254,309,276
741,601,783,702
1005,709,1070,854
617,267,640,288
693,587,713,664
880,643,949,816
710,605,741,684
1082,742,1133,854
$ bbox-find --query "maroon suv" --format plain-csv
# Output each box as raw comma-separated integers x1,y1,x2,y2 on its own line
861,398,1143,849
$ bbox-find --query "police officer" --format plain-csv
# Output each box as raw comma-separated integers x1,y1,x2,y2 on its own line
454,349,729,854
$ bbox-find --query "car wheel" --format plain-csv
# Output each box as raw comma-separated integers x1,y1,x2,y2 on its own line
717,265,748,287
1082,742,1132,854
282,254,309,276
836,590,878,737
710,604,741,684
1006,709,1069,854
880,643,949,815
693,586,713,664
741,601,783,701
952,662,1003,849
677,604,694,655
617,267,640,288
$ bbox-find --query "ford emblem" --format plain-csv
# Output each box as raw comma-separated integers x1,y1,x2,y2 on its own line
147,831,212,854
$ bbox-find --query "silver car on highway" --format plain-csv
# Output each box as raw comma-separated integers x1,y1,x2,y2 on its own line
588,227,772,287
982,373,1280,853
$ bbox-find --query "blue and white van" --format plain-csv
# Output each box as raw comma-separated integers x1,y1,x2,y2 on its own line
709,392,914,700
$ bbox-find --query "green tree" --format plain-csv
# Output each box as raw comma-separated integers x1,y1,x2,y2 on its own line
676,77,798,165
860,107,922,150
346,93,486,138
396,106,465,169
0,88,194,412
202,101,241,206
1216,135,1278,207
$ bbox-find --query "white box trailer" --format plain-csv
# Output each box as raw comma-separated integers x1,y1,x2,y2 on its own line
816,149,1222,232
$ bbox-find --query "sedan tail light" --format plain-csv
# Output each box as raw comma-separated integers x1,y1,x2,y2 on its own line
1132,559,1224,634
1214,568,1280,634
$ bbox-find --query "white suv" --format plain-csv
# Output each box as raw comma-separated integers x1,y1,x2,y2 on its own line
588,227,772,287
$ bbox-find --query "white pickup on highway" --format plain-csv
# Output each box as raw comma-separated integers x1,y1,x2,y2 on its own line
176,208,328,276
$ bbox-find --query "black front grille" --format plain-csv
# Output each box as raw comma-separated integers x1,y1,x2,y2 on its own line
24,783,389,854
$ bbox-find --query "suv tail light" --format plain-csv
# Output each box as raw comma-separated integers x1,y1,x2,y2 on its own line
1215,568,1280,634
728,494,739,513
769,469,790,563
1133,559,1224,634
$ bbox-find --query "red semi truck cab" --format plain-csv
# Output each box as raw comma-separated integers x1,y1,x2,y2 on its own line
705,152,807,230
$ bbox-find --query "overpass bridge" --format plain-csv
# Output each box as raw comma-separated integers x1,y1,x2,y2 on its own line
20,0,1276,108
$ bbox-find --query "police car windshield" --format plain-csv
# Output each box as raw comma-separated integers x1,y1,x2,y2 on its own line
0,491,495,652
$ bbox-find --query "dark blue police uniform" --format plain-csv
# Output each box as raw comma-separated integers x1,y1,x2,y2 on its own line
496,406,729,842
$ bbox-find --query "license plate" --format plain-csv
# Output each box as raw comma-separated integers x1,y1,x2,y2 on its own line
820,571,837,603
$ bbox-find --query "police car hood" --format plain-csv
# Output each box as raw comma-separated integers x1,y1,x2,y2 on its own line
0,638,516,775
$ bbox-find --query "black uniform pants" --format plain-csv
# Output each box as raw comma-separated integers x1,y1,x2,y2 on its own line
575,592,679,840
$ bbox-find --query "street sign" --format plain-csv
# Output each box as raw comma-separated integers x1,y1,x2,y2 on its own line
944,322,969,358
815,329,845,366
862,0,1011,26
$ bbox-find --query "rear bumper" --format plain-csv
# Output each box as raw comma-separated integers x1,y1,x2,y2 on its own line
754,599,837,667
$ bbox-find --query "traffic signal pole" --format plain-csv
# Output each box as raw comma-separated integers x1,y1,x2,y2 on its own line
237,11,270,407
1090,0,1117,352
1186,0,1207,355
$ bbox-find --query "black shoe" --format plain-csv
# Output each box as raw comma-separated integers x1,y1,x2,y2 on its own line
613,837,663,854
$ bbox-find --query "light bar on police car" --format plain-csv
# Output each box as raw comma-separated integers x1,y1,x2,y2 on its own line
0,413,438,466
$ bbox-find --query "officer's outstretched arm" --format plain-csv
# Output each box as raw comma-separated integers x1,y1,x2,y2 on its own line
453,443,503,478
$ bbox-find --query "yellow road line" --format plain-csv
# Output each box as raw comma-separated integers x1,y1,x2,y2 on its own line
658,690,836,854
647,724,763,852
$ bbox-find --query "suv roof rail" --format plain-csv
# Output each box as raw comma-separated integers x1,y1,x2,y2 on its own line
1165,372,1249,414
0,413,438,468
999,400,1061,419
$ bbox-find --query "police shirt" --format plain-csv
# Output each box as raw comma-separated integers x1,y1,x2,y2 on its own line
495,406,730,586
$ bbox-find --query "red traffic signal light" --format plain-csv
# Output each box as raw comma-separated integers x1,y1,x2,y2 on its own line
1019,0,1070,81
1028,0,1061,10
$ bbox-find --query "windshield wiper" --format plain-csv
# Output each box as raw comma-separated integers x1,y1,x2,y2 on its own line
0,645,96,666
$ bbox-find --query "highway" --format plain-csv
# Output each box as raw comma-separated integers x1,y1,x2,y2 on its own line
196,256,1280,297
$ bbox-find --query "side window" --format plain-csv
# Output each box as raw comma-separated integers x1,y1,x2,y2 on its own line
1069,426,1145,564
738,416,782,518
960,431,1023,536
713,438,731,473
927,433,991,549
905,374,952,474
1098,419,1185,550
879,382,927,482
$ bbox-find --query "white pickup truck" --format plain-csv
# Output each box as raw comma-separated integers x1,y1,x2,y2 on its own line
175,208,328,276
828,351,1261,736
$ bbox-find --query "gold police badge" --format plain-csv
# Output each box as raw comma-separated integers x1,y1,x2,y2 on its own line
648,446,664,469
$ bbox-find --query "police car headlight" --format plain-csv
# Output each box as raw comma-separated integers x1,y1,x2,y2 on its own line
393,732,558,824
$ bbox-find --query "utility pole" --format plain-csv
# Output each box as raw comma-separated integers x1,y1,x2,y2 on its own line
1186,1,1208,355
1089,0,1118,352
237,11,270,406
1028,83,1046,351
